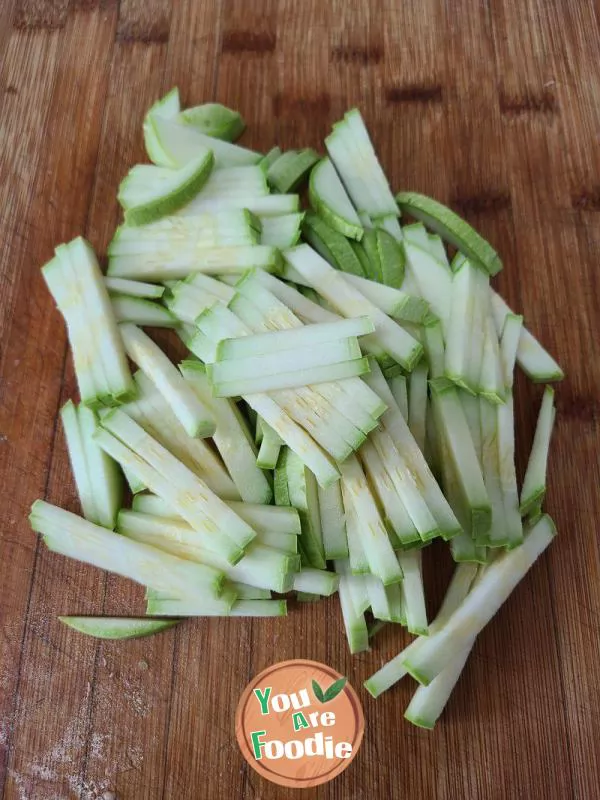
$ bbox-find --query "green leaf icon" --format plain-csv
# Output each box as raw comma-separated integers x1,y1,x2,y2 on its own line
312,676,347,703
312,679,326,703
323,677,347,702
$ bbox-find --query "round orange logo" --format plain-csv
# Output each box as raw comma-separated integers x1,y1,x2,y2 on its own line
235,659,364,788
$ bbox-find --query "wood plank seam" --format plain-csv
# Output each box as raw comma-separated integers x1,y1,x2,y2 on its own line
330,44,383,65
571,186,600,211
450,190,512,214
221,30,276,53
499,88,558,117
13,0,70,30
385,84,444,104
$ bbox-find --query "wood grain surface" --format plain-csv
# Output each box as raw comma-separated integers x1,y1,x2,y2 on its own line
1,1,599,798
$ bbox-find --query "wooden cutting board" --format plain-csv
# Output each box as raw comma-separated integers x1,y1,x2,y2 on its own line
1,1,599,798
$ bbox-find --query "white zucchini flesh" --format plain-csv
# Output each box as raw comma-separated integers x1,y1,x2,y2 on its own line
284,245,423,371
259,213,304,248
244,393,340,488
364,575,394,622
108,210,258,255
389,375,409,421
364,362,462,539
500,313,523,388
231,270,306,329
267,148,319,193
282,448,327,570
325,109,398,218
76,403,123,530
429,379,491,539
402,515,556,685
325,126,381,219
43,239,135,405
404,643,473,729
272,386,359,463
60,400,100,526
256,419,283,470
31,500,224,599
259,531,298,553
178,361,272,504
343,569,372,616
104,277,165,299
341,273,429,323
123,371,239,500
178,102,245,142
316,379,385,432
403,223,430,250
479,398,509,546
118,151,215,226
186,303,353,474
427,233,450,267
292,568,339,597
209,354,370,397
339,455,403,585
231,584,272,600
433,417,488,563
489,289,563,381
496,391,524,548
147,589,238,616
301,383,376,445
335,560,370,654
97,411,256,554
195,301,250,352
519,386,556,516
254,270,341,324
403,242,453,336
309,157,363,239
364,563,479,697
460,392,482,464
118,511,295,594
358,439,420,546
112,295,176,327
165,286,224,325
143,87,181,167
317,479,348,560
120,323,215,438
177,193,300,218
408,362,429,452
108,244,281,281
132,493,301,537
216,316,374,360
147,598,287,617
182,165,268,199
340,481,370,574
398,550,428,635
444,259,482,390
370,427,439,541
151,115,260,169
479,310,505,404
374,212,400,237
464,267,490,391
422,318,446,379
184,271,237,302
122,463,147,495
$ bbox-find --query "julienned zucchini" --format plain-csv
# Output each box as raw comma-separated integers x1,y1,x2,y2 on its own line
35,96,562,733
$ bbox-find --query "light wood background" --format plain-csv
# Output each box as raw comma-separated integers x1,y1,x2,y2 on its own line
1,1,599,798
